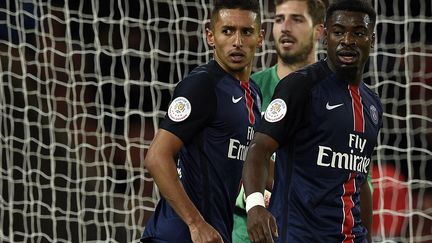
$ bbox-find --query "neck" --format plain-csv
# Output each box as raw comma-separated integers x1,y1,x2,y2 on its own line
325,59,364,85
276,52,316,80
232,62,253,82
213,56,252,82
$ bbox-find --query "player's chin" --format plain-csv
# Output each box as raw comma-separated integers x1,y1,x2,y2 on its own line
228,64,248,73
228,60,250,70
338,63,357,70
336,64,359,79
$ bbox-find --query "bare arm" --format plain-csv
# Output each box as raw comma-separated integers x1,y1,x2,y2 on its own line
360,178,373,243
242,132,279,242
266,158,275,191
145,129,222,242
243,132,278,196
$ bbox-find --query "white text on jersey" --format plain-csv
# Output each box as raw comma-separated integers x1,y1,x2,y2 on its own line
227,126,254,161
316,133,370,173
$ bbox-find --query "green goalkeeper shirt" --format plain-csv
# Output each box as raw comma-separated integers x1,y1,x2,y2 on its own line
251,65,280,112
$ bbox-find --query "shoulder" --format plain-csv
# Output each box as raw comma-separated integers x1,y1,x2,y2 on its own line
252,66,277,83
360,83,383,110
178,60,226,90
360,83,380,97
295,60,330,82
185,60,225,82
252,66,279,92
279,60,329,92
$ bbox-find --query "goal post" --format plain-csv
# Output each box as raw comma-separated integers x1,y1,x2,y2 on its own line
0,0,431,242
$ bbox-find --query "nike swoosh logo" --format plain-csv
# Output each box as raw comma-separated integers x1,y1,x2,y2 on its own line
232,96,242,103
326,102,344,110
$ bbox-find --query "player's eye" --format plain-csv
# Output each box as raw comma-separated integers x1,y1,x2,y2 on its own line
243,29,253,36
355,31,366,37
333,30,343,36
222,29,232,35
293,17,303,23
274,16,283,24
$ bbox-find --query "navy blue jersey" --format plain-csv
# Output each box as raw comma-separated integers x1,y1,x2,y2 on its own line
142,60,262,242
259,59,382,243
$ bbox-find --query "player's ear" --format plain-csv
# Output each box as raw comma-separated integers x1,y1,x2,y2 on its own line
370,32,375,48
322,27,328,46
314,23,325,41
206,27,215,48
257,28,265,48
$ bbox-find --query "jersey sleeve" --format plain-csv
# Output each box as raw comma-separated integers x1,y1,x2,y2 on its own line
257,72,311,146
160,73,216,143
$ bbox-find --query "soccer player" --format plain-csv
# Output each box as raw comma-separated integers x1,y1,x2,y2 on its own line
141,0,263,242
232,0,325,242
253,0,326,110
242,0,381,242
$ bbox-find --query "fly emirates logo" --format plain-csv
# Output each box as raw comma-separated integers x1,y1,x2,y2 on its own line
316,134,370,173
227,126,254,161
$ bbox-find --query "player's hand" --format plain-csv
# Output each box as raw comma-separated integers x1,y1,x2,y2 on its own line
247,206,278,243
189,220,224,243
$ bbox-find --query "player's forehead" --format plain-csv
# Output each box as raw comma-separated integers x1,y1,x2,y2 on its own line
327,10,372,29
214,8,259,28
275,0,310,18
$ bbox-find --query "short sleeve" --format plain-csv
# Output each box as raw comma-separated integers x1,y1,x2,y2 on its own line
257,73,311,146
160,73,216,143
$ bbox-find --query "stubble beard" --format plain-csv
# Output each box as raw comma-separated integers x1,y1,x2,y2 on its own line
276,36,314,66
336,65,360,84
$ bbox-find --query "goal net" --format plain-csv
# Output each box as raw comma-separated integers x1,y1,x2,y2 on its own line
0,0,430,242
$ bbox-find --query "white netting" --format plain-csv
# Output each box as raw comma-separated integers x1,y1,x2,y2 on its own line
0,0,431,242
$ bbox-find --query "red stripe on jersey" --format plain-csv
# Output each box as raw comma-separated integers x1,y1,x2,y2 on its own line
348,85,364,132
241,82,255,124
341,172,357,243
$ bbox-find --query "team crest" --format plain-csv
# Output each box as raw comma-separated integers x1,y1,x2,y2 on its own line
168,97,191,122
370,105,379,125
265,98,287,123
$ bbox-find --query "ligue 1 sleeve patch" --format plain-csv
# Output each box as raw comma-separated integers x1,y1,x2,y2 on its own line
264,98,287,123
168,97,192,122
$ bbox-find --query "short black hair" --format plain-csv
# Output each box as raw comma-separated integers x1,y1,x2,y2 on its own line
210,0,261,29
274,0,326,26
326,0,377,27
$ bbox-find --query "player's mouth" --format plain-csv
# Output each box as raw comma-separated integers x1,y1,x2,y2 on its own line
336,50,358,64
229,51,246,63
279,35,296,49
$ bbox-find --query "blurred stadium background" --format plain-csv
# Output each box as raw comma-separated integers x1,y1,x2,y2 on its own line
0,0,430,242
